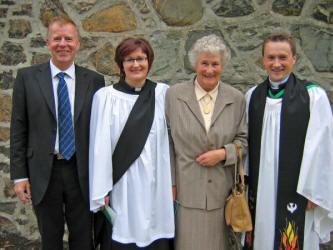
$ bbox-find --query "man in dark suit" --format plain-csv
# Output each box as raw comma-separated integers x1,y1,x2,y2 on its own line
10,16,105,249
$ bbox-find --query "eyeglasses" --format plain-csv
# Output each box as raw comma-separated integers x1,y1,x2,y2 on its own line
123,57,147,64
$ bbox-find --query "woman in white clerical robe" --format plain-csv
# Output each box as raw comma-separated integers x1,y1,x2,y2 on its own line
89,37,174,250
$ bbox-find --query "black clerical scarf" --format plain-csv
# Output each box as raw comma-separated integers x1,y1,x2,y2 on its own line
246,73,311,250
112,78,157,184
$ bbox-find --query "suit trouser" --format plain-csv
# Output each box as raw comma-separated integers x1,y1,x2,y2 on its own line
33,155,92,250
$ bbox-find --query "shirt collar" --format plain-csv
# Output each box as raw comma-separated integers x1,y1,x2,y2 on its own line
194,78,219,101
50,60,75,80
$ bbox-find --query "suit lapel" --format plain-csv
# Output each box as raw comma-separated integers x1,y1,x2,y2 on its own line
177,80,206,130
211,82,233,126
74,65,89,123
36,63,56,120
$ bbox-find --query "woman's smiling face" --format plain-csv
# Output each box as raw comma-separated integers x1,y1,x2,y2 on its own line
123,48,149,87
195,52,223,92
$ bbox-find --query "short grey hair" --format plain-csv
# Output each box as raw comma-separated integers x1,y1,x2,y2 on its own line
188,34,231,68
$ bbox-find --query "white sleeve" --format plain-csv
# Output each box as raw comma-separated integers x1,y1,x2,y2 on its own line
89,89,113,213
14,178,29,184
297,87,333,243
244,86,257,176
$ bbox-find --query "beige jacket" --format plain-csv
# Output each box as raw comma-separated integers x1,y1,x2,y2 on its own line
166,80,248,210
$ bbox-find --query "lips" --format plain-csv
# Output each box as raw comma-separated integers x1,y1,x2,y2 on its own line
57,50,70,54
129,66,144,73
203,75,215,78
130,70,143,74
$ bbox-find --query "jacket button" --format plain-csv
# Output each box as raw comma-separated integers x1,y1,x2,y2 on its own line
208,179,212,183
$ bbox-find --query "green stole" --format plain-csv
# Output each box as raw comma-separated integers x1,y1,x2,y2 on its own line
246,73,311,250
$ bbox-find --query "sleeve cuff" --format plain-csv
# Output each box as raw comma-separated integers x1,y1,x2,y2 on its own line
14,178,29,184
224,143,237,166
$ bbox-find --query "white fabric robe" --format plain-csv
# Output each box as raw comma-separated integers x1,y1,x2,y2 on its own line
89,83,175,247
245,85,333,250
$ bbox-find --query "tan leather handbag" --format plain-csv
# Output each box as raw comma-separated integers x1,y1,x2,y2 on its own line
225,142,253,232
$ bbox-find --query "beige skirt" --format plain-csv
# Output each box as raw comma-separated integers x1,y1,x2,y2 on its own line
175,205,229,250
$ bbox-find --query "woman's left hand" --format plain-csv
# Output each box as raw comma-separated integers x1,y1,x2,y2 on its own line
196,148,226,167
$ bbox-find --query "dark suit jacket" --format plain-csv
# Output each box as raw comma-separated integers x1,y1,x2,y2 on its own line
10,62,105,205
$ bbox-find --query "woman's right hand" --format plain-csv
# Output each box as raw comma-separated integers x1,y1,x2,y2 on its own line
196,148,226,167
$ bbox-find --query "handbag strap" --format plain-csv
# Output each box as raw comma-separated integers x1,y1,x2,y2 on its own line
233,142,245,189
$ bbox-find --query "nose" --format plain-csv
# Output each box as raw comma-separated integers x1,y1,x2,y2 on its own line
132,60,140,66
59,38,66,46
272,58,280,67
206,65,214,73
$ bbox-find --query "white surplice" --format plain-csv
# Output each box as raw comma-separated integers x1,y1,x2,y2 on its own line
245,86,333,250
89,83,175,247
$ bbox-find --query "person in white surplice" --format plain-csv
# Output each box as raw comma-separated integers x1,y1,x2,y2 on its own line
244,32,333,250
89,37,174,250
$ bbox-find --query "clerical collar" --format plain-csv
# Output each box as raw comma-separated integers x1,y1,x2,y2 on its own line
114,79,146,95
268,75,291,98
269,75,290,89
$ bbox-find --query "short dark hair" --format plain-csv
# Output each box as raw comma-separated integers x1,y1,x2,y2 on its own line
262,32,296,56
115,37,154,79
48,16,80,39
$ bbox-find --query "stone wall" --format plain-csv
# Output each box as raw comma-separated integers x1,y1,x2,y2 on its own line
0,0,332,249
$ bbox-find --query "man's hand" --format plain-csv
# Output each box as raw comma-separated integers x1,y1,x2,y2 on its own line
101,195,110,211
196,148,226,167
14,180,31,203
306,200,318,210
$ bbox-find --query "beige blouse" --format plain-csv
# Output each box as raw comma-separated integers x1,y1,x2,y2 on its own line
194,79,219,133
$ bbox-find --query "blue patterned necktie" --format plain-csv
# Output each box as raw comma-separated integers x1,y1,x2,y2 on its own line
57,72,75,160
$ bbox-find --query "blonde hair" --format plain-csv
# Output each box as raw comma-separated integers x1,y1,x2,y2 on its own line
47,16,80,39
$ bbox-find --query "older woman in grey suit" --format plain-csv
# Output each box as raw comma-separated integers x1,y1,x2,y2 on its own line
166,34,248,250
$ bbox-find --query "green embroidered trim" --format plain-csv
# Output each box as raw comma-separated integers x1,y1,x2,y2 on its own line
269,84,319,99
268,89,285,99
306,84,319,89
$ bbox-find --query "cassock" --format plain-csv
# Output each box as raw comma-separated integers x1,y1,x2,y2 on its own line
89,82,174,248
245,85,333,250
